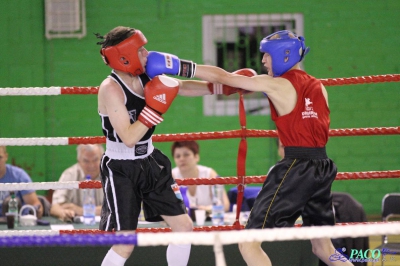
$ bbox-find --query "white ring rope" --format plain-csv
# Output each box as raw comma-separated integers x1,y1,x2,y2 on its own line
0,230,59,236
0,223,399,246
0,137,69,146
0,181,80,191
136,223,400,246
0,87,61,96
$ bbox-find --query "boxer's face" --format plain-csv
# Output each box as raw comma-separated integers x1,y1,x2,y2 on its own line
139,46,149,69
262,53,273,77
78,148,102,179
173,147,199,173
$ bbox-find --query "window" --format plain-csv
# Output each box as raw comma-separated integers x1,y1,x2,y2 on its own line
45,0,86,39
202,13,304,116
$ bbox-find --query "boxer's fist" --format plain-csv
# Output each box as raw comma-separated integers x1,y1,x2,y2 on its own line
144,75,179,114
138,75,179,128
146,51,196,79
207,68,257,95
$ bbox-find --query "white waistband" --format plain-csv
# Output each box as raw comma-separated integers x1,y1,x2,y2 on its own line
105,138,154,160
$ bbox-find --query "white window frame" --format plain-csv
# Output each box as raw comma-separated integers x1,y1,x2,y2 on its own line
45,0,86,39
202,13,304,116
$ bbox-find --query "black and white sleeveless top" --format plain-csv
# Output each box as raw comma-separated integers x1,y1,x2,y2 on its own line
99,70,155,160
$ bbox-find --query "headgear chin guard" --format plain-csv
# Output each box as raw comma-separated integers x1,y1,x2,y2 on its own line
259,30,310,77
100,30,148,76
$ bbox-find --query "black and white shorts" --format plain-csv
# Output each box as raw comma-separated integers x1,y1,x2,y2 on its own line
100,148,187,231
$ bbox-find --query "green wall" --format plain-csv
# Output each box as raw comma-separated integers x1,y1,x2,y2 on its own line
0,0,399,215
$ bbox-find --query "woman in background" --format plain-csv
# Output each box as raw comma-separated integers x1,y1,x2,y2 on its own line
171,141,230,214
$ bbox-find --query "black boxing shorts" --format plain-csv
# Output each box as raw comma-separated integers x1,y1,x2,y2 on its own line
245,147,336,229
100,148,187,231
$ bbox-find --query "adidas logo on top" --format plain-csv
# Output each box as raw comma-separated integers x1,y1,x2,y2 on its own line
153,94,166,104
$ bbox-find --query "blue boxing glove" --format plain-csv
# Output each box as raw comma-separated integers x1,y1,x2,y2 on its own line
146,51,196,79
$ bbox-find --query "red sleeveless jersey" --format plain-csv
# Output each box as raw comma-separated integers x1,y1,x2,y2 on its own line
268,70,330,147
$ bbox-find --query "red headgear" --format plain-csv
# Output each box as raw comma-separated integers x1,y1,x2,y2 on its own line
100,30,148,76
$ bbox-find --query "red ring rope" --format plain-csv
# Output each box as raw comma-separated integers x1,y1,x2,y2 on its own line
57,74,400,94
66,127,400,145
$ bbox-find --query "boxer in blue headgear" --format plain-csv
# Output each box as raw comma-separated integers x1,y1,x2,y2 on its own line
145,29,351,266
259,30,310,77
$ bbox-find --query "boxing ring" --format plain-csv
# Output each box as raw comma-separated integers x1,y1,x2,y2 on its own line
1,74,400,265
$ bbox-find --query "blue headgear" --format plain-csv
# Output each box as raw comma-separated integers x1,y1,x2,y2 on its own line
259,30,310,77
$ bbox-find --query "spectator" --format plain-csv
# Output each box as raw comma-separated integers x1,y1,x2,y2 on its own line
50,144,104,222
171,141,230,213
0,146,43,218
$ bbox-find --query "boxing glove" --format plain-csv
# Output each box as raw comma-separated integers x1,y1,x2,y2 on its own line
138,75,179,128
207,68,257,95
145,51,196,79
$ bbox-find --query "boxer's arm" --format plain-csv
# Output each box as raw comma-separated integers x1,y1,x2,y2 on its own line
206,68,256,95
177,80,249,97
177,68,256,96
178,80,211,96
98,78,148,148
196,66,298,116
194,65,288,95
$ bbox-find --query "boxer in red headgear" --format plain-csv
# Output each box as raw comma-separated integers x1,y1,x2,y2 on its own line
100,30,148,76
94,26,256,266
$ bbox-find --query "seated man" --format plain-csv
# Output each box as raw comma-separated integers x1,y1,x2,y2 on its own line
0,146,43,218
50,144,104,222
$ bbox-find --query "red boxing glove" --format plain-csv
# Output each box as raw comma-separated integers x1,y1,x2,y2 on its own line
207,68,257,96
138,75,179,128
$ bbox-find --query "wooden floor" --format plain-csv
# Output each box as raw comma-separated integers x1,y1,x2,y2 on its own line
365,215,399,266
367,235,400,266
